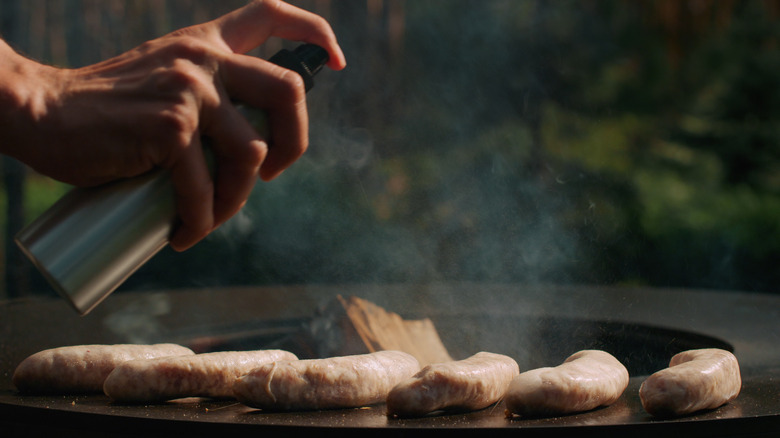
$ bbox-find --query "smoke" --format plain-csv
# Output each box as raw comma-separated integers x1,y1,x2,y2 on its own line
308,122,375,171
103,293,172,343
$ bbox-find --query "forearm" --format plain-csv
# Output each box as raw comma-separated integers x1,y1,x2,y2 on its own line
0,40,60,162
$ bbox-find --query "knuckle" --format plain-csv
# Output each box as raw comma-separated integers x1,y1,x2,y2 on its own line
246,141,269,165
255,0,283,16
148,39,219,94
294,140,309,158
154,65,200,93
161,105,197,137
153,106,198,161
309,15,333,37
276,68,307,102
163,36,214,65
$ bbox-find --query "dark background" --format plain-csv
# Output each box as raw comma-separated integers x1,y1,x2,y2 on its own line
1,0,778,299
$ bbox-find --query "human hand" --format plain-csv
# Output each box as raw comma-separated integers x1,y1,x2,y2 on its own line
1,0,346,251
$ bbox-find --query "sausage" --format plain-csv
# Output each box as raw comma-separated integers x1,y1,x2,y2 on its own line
12,343,194,394
639,348,741,418
386,351,519,417
504,350,629,418
103,349,297,403
233,350,420,411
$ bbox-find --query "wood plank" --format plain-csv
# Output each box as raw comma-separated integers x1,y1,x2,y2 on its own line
309,295,452,367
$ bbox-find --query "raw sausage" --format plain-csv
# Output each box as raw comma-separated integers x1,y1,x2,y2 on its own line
233,350,420,411
639,348,741,417
12,343,194,394
504,350,629,417
386,351,519,417
103,349,297,402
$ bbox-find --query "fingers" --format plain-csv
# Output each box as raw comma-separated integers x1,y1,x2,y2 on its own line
215,0,346,70
206,102,269,228
181,51,308,251
259,81,308,181
167,0,346,250
168,132,214,251
193,52,304,238
218,54,308,181
168,92,269,251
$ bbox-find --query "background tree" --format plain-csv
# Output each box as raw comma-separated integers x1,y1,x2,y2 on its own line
1,0,778,299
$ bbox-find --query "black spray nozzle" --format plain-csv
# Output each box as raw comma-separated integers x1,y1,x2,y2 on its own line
269,43,329,92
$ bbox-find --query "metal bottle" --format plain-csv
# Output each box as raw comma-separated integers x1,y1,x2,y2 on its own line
15,44,329,315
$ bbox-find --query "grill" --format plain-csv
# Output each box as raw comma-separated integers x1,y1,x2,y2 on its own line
1,284,779,437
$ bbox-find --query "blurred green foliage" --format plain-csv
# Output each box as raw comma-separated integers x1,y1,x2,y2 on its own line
2,0,778,296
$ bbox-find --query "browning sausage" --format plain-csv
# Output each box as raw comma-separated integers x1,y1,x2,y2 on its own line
639,348,741,417
103,349,297,402
386,351,519,417
504,350,629,417
233,350,420,411
12,343,194,394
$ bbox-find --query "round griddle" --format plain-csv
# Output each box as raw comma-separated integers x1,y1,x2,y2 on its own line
1,373,779,438
1,284,779,437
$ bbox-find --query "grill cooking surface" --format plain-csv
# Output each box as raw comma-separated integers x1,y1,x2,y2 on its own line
1,374,779,437
1,284,779,437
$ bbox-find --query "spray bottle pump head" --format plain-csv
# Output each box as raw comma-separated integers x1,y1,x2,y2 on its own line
269,43,330,92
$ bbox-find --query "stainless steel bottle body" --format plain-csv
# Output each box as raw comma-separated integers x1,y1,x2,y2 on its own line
15,169,175,314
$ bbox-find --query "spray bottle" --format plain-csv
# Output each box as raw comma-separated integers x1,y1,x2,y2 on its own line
15,44,329,315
